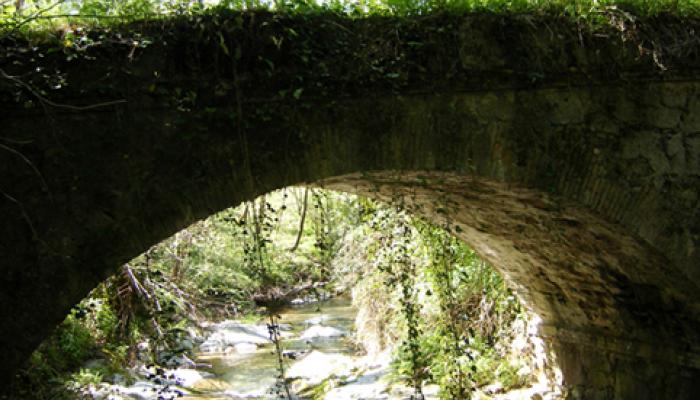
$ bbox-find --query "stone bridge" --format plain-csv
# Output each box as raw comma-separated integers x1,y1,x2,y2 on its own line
1,11,700,398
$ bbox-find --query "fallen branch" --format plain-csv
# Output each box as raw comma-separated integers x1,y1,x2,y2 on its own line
123,263,149,300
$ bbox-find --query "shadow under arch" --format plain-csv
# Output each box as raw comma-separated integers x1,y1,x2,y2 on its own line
3,72,700,400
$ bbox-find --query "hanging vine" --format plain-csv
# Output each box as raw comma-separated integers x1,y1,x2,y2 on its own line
372,192,428,400
418,193,475,399
235,192,293,399
311,189,333,283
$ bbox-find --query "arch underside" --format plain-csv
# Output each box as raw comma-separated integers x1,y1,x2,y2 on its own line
3,37,700,397
323,171,700,398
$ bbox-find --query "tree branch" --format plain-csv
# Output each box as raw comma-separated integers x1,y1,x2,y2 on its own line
1,189,38,239
1,68,127,111
0,142,50,195
3,0,64,37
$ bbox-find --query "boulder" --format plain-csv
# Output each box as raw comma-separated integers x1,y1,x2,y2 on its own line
287,351,353,385
300,325,345,341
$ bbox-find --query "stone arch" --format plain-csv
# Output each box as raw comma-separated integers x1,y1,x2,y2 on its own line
322,170,700,399
2,13,700,399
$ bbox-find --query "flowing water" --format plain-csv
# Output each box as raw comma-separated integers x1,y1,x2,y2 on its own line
93,296,550,399
186,297,358,399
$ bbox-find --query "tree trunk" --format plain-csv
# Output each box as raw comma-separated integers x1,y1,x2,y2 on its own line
289,187,308,252
14,0,24,16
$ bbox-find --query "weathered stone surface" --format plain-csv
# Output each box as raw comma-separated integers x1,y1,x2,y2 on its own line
1,12,700,399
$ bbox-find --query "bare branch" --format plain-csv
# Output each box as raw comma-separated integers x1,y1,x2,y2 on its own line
0,136,34,145
1,68,127,111
0,142,49,195
3,0,65,36
1,189,38,239
123,263,149,299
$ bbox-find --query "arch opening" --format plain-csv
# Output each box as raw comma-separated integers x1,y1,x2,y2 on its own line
6,170,700,400
10,184,566,400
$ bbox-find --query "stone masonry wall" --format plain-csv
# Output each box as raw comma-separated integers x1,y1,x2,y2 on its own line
1,12,699,397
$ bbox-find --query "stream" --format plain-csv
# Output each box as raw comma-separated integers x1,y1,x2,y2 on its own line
90,296,433,400
87,297,553,400
188,297,360,399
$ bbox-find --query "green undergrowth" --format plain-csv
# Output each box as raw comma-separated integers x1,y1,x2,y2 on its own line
9,290,136,399
2,0,700,38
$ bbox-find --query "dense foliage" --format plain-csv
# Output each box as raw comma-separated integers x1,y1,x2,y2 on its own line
349,196,526,399
2,0,699,35
4,0,700,19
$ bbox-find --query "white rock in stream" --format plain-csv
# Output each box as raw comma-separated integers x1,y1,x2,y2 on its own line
200,321,291,353
299,325,345,340
234,342,259,354
89,381,162,400
167,368,211,387
305,314,333,325
323,371,389,400
287,351,353,385
322,354,440,400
